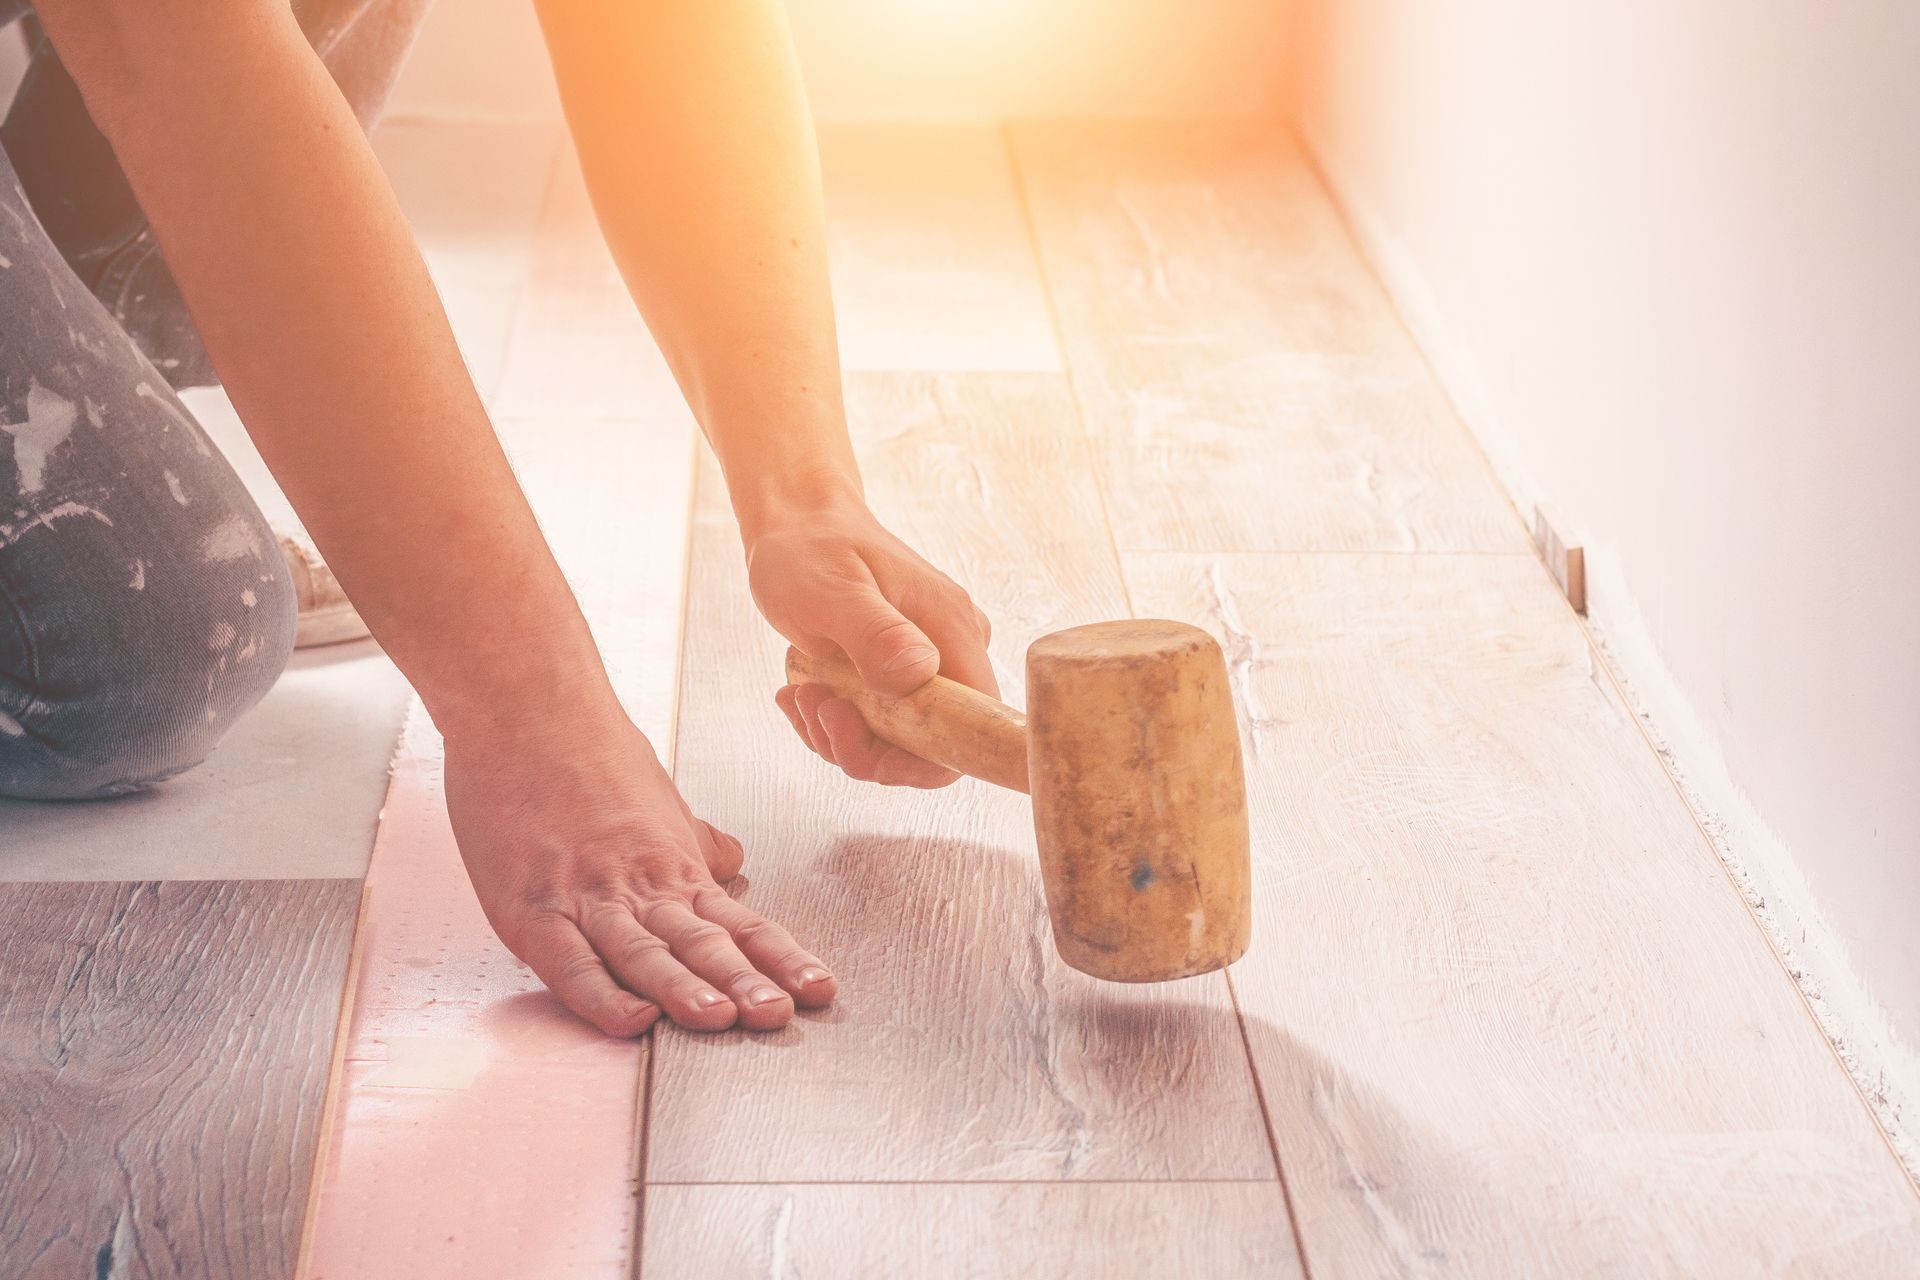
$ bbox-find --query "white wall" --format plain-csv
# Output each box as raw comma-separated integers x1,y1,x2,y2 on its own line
1289,1,1920,1059
386,0,1289,123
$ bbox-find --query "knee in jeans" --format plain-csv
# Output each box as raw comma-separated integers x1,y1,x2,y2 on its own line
0,536,297,800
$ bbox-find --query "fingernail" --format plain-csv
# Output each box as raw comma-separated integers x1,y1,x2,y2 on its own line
797,967,832,987
883,645,937,674
695,989,729,1008
748,986,786,1006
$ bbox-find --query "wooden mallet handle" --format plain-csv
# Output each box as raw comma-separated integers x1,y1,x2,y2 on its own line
784,648,1030,794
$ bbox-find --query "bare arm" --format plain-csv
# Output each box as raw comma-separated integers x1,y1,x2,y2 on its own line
34,0,835,1036
537,0,998,784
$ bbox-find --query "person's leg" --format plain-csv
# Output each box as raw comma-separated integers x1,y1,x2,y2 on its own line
0,144,297,800
0,0,435,390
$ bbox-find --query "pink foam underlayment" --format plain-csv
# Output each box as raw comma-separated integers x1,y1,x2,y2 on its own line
302,704,644,1278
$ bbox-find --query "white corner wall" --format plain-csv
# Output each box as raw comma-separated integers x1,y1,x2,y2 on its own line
1289,1,1920,1056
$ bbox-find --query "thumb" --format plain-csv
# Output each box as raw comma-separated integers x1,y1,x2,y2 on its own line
830,584,941,697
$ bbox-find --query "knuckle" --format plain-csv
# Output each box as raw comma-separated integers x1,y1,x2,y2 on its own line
499,905,569,957
521,897,572,922
731,916,780,947
554,950,608,985
675,919,730,948
859,611,923,650
770,948,811,973
580,897,634,923
690,886,746,920
666,972,716,999
615,933,671,964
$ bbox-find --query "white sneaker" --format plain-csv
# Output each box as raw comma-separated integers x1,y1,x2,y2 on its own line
279,532,370,648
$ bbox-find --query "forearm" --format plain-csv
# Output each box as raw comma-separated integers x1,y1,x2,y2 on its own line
535,0,861,536
35,2,611,733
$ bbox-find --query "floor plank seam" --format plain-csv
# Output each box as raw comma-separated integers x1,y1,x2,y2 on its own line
659,435,703,772
631,1034,659,1280
478,131,569,410
634,436,705,1278
1000,122,1136,616
1225,969,1314,1280
293,883,372,1280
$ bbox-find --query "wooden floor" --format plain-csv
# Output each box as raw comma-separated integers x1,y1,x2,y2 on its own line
645,121,1920,1275
6,118,1917,1278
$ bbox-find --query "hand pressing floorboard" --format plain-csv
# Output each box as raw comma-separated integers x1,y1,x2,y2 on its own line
648,375,1281,1194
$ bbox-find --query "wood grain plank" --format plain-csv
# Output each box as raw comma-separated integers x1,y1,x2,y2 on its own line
1010,120,1524,555
642,1182,1303,1279
0,879,359,1280
647,373,1273,1183
1125,551,1920,1275
820,124,1061,372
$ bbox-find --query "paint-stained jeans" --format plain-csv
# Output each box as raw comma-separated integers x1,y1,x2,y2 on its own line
0,0,429,798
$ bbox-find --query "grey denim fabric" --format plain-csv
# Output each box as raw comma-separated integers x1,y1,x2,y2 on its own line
0,0,430,797
0,146,297,798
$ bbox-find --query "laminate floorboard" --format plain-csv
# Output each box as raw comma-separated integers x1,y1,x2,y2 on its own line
1010,120,1523,555
0,879,359,1280
820,123,1061,372
642,1182,1302,1279
648,374,1274,1185
1127,552,1920,1275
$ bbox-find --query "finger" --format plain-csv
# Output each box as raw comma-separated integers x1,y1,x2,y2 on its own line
579,905,738,1032
818,568,941,697
699,818,745,884
515,913,662,1037
773,685,820,758
795,654,955,786
645,901,796,1031
814,695,958,789
913,595,1000,701
790,683,837,760
693,886,838,1008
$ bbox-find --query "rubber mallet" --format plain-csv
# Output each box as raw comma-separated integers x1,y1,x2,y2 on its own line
786,619,1252,982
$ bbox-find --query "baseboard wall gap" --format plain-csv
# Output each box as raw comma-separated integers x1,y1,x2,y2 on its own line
1531,506,1586,615
1295,123,1920,1190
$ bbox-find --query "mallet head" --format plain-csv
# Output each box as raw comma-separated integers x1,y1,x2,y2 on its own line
1025,620,1252,982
